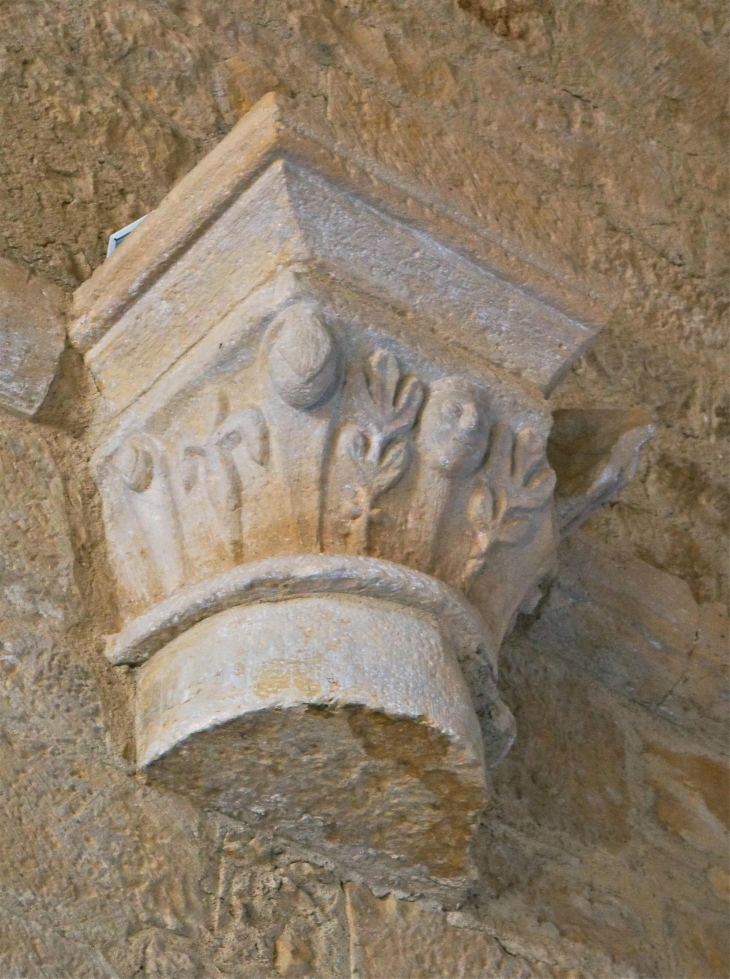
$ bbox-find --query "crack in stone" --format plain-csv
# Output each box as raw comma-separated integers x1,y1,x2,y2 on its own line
656,626,701,711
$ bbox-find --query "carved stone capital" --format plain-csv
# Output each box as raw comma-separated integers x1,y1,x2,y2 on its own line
74,95,647,897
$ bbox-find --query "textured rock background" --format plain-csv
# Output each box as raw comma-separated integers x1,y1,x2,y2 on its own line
0,1,727,976
1,403,727,976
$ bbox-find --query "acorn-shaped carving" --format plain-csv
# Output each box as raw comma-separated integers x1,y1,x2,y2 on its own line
269,306,339,410
418,378,490,478
116,437,154,493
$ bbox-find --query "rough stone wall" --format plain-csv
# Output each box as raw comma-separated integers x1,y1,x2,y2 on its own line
0,2,727,977
1,404,727,976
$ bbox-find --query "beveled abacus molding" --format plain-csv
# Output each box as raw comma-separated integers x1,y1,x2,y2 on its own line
70,94,614,375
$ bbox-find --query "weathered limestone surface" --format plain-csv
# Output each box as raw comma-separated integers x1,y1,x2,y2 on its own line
0,417,353,979
477,536,729,979
0,426,79,625
74,96,605,894
63,87,664,901
0,0,725,602
549,408,657,537
70,93,609,392
0,257,66,416
528,532,729,747
0,410,727,976
344,882,635,978
0,1,727,976
137,594,488,894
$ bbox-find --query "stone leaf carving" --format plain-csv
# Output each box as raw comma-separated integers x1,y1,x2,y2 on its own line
77,102,636,899
329,349,424,553
548,408,656,537
405,377,491,576
400,378,554,593
462,423,556,590
98,335,559,620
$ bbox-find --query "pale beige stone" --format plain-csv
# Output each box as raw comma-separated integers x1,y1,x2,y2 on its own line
660,601,730,740
346,883,531,979
124,556,509,894
0,427,79,625
344,882,633,978
70,94,613,390
0,257,67,417
1,0,725,609
548,408,656,537
661,899,730,979
139,595,487,894
0,914,121,979
643,742,729,859
708,865,730,905
85,276,552,892
530,534,728,747
527,533,703,718
74,95,651,898
0,5,726,975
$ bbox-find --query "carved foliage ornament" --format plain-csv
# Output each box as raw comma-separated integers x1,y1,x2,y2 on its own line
100,303,555,623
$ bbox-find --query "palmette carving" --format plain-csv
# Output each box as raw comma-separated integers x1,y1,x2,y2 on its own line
328,350,424,553
462,424,556,590
97,308,556,621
